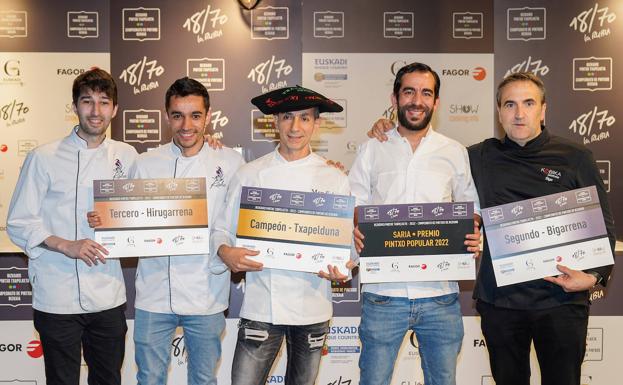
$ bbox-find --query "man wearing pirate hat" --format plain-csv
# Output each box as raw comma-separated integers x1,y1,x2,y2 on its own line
212,85,352,385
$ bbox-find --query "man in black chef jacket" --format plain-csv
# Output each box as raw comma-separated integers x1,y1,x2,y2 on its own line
468,71,616,385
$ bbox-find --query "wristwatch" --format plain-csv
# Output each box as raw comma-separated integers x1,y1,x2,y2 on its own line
587,271,603,287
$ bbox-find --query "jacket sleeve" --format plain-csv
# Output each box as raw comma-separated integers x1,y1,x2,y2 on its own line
348,141,372,207
453,145,481,214
208,151,246,274
7,151,52,259
576,149,616,286
347,142,375,264
210,169,244,271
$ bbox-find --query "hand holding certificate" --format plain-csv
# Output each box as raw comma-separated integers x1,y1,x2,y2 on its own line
235,186,355,274
482,186,614,287
93,178,210,258
357,202,476,283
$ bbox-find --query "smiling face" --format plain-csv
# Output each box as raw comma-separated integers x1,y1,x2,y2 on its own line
392,71,439,132
72,88,118,145
275,107,319,161
166,94,210,157
497,80,547,146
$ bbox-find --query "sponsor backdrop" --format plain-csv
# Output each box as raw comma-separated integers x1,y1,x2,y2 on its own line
0,0,621,384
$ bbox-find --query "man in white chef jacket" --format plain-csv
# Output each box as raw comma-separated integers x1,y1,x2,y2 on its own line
89,77,244,385
211,86,351,385
7,68,137,385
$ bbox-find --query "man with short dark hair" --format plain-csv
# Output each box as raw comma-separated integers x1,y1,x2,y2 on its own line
7,68,137,385
468,71,615,385
121,77,244,385
212,85,351,385
351,62,481,385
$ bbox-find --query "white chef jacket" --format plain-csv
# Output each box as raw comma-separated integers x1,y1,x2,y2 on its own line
132,142,244,315
7,127,138,314
211,147,351,325
349,126,480,299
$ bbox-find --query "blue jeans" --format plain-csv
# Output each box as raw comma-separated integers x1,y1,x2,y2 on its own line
134,309,225,385
358,292,464,385
231,318,329,385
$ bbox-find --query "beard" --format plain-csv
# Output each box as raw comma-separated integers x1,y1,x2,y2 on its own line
396,102,433,131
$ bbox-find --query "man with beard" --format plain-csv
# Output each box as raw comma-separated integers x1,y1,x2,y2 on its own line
349,62,481,385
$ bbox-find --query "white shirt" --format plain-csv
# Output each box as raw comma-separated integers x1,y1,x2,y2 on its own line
132,142,244,315
7,127,138,314
211,148,351,325
349,127,480,299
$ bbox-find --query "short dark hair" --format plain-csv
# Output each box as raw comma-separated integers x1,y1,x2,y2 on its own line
393,62,441,99
496,72,546,107
276,107,320,120
72,68,118,106
165,77,210,112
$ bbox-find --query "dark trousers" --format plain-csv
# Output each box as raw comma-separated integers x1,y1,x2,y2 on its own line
231,318,329,385
33,305,127,385
477,300,589,385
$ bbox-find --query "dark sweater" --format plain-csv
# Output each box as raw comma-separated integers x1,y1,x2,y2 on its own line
468,128,615,309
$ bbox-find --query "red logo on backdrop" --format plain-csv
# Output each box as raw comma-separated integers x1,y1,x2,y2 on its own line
421,264,427,270
0,144,8,152
156,238,163,244
296,253,302,259
556,256,563,263
472,67,487,81
27,340,43,358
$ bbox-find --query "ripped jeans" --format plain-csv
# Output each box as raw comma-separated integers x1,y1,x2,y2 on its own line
230,318,329,385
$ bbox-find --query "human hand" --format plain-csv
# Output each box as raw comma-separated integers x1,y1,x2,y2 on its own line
325,159,346,173
58,238,108,266
353,226,365,254
86,211,102,228
318,260,356,282
465,215,482,258
217,245,263,273
543,265,598,292
204,134,223,149
366,118,393,142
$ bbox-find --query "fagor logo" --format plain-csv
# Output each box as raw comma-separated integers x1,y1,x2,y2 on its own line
441,67,487,81
472,66,486,80
27,340,43,358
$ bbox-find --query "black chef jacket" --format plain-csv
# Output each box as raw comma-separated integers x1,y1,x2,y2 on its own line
468,128,615,310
